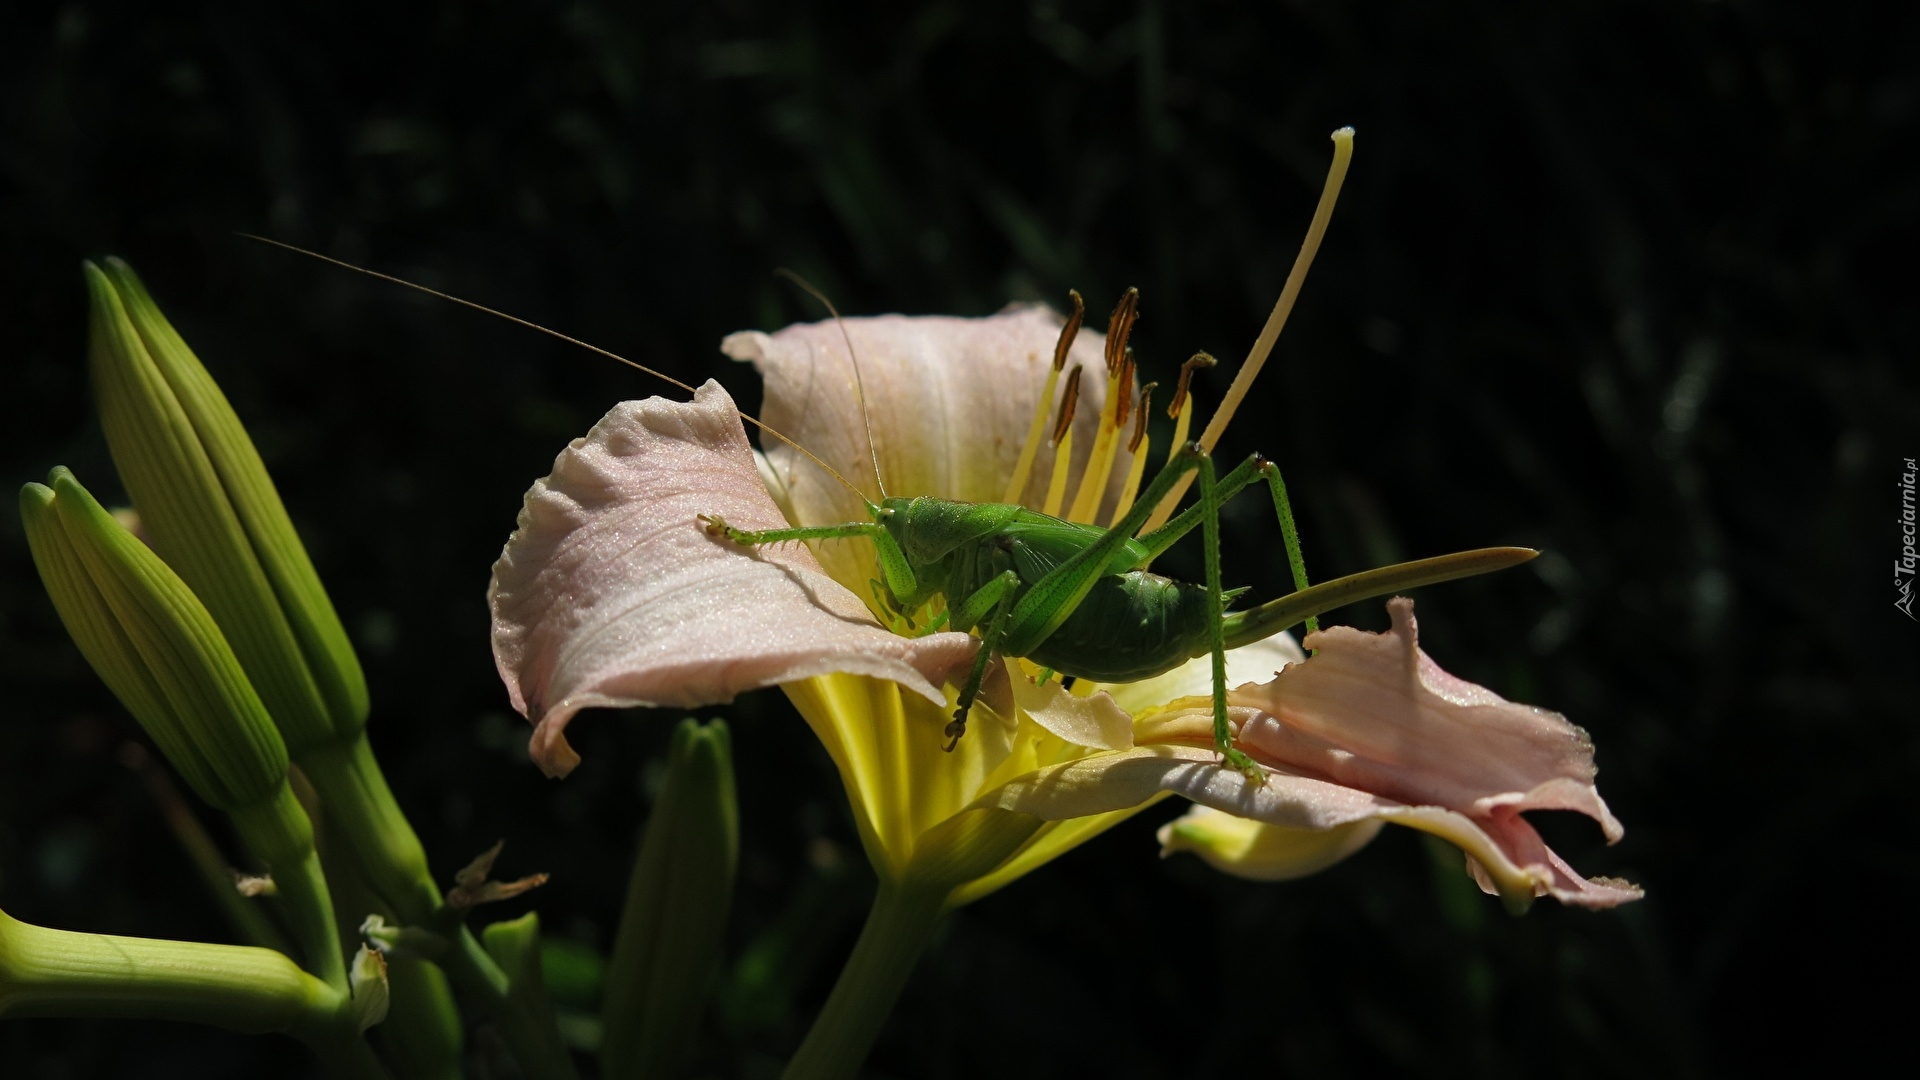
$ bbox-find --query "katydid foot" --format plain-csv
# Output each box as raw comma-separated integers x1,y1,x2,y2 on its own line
1222,745,1269,786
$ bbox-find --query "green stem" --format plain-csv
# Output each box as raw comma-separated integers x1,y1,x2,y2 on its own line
300,734,441,920
230,783,347,992
783,881,950,1080
444,921,579,1080
0,911,388,1080
302,731,579,1080
313,804,465,1080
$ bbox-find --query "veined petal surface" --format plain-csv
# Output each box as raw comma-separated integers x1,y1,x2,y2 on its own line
1229,598,1622,840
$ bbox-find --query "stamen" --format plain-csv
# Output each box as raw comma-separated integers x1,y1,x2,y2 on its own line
1158,354,1211,484
1042,365,1083,517
1103,288,1139,375
1129,381,1156,453
1054,290,1085,371
1108,382,1156,525
1050,365,1084,447
1068,292,1141,523
1066,362,1124,523
1139,126,1354,534
1001,293,1083,504
1043,427,1074,517
1168,352,1215,421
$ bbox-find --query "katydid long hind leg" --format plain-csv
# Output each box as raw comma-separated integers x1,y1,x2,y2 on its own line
1195,448,1269,783
1000,443,1215,657
1259,458,1316,637
1132,452,1314,606
993,440,1267,778
1133,453,1270,563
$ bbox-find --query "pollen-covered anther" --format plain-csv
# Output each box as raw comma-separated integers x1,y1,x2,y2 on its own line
1002,292,1088,504
1129,382,1157,453
1049,366,1083,448
1170,352,1215,420
1053,290,1085,371
1103,288,1140,375
1114,348,1137,431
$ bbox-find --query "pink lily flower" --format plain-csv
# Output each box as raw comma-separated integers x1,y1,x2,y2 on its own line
489,305,1638,911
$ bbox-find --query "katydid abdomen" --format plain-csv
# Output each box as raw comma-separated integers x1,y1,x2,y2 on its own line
1021,570,1216,683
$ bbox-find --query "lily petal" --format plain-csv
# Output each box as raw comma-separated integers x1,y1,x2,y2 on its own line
723,308,1132,585
1228,598,1622,840
490,382,979,776
1156,804,1382,881
1104,633,1305,718
976,742,1639,909
1010,676,1135,751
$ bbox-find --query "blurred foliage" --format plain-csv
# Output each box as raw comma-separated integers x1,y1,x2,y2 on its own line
1,0,1914,1076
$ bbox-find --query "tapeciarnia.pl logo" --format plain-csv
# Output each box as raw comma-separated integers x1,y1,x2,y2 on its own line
1899,457,1917,620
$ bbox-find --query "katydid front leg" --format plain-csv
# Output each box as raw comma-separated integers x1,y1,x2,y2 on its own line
700,512,921,603
943,569,1022,751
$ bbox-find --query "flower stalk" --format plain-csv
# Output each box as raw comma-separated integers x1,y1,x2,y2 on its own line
780,880,949,1080
0,908,388,1080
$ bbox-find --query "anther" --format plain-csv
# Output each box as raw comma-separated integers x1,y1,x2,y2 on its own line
1053,290,1084,371
1130,382,1157,452
1104,288,1140,375
1050,365,1083,446
1170,352,1216,418
1115,348,1137,430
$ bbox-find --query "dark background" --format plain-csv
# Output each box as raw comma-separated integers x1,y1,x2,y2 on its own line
2,1,1914,1076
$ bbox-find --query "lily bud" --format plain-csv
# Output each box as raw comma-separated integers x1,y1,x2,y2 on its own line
85,258,367,754
1156,804,1383,881
600,719,740,1080
480,913,572,1066
21,468,286,810
21,469,347,989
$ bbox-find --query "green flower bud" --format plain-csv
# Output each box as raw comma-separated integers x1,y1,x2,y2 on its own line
21,468,286,810
21,469,347,990
600,718,740,1080
481,913,573,1068
86,258,367,753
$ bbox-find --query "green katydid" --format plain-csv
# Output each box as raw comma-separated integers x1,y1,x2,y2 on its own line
699,442,1533,779
247,126,1535,783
